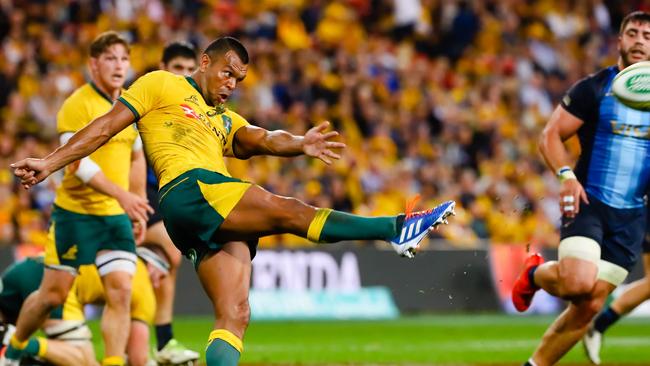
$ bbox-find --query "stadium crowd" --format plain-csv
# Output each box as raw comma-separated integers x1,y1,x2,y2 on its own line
0,0,644,252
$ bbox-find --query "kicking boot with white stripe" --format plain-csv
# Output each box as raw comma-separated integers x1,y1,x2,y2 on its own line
389,199,456,258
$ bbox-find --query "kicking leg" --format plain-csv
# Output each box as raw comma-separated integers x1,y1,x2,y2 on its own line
197,242,251,366
219,184,454,256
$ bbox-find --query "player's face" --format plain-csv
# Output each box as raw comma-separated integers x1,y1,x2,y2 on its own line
89,43,130,90
202,50,247,107
161,56,197,76
619,21,650,67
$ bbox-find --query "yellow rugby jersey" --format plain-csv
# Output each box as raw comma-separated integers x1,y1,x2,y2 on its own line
55,83,139,216
61,259,155,324
118,70,249,188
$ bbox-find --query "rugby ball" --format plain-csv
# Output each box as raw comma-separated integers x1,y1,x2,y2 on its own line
612,61,650,111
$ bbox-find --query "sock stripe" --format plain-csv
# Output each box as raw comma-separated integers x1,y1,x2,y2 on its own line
9,335,28,350
208,329,243,353
102,355,125,366
36,337,47,358
307,208,333,242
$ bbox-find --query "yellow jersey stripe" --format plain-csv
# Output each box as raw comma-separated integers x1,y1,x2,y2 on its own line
159,177,189,203
307,208,333,242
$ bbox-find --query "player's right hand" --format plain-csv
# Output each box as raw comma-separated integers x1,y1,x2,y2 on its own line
117,191,154,225
10,158,51,189
559,178,589,218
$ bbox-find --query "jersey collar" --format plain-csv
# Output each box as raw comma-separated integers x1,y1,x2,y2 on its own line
185,76,202,95
185,76,226,114
89,81,115,104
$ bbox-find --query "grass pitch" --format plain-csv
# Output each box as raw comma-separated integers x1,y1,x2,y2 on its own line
89,314,650,364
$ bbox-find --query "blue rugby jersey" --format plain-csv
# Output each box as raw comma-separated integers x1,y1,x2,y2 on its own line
561,66,650,209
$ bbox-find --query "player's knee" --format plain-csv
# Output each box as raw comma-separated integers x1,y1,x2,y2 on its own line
218,299,250,331
558,276,595,298
104,278,132,308
268,195,305,228
40,287,69,309
231,300,251,330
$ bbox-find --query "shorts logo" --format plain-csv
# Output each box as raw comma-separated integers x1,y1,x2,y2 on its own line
61,245,78,260
180,104,202,121
222,115,232,134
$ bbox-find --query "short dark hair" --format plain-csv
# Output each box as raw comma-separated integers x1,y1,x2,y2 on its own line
162,41,197,64
620,11,650,34
204,37,249,64
89,31,129,58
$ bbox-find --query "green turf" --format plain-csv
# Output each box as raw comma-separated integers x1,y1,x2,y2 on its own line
89,314,650,364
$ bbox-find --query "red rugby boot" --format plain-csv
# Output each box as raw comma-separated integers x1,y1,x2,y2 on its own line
512,253,544,312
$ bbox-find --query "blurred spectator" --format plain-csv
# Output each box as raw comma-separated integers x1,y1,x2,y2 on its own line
0,0,643,252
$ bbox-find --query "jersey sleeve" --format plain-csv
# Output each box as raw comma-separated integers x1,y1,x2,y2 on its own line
118,71,166,121
560,75,599,122
130,260,156,324
223,110,250,157
57,97,89,134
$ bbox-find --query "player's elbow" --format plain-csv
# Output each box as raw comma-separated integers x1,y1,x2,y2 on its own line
538,126,554,157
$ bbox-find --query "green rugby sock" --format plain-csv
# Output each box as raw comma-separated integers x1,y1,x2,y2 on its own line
307,209,403,242
205,329,242,366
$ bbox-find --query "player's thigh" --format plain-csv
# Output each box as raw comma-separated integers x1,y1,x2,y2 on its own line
159,169,252,256
93,214,138,282
558,196,606,286
45,206,104,273
39,268,76,304
144,221,181,267
642,228,650,277
220,184,315,236
197,242,251,311
600,204,645,286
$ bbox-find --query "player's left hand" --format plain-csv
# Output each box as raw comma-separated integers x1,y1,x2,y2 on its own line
302,121,346,164
132,218,147,245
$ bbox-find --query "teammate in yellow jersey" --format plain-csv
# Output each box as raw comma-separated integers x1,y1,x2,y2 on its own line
3,31,153,366
146,41,200,364
0,245,171,366
12,37,456,366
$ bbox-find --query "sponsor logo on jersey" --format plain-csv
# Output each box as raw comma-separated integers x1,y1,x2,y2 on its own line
222,115,232,134
180,104,203,121
184,95,200,106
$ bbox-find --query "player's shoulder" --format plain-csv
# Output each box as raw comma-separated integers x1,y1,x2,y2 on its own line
568,66,617,98
137,70,184,84
61,83,95,105
223,108,248,123
585,66,618,84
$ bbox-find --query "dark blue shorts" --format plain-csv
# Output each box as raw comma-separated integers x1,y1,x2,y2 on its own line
644,206,650,253
561,194,645,271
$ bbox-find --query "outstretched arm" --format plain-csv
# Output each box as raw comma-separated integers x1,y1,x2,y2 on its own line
232,121,346,164
539,105,589,217
12,102,135,188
